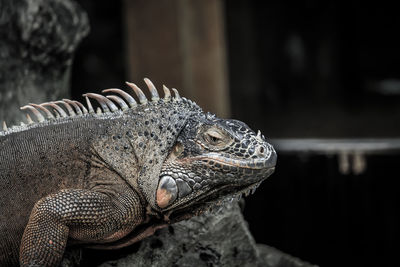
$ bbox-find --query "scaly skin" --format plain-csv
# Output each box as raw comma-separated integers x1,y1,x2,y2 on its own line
0,79,276,266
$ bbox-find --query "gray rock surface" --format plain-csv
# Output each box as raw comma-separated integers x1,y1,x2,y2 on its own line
0,0,89,125
98,201,317,267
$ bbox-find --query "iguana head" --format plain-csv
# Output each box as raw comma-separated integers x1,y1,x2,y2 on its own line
155,111,276,216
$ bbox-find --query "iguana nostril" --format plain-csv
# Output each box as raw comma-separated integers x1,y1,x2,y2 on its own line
255,145,266,157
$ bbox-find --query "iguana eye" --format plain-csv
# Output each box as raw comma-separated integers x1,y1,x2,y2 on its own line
204,129,225,145
198,126,233,150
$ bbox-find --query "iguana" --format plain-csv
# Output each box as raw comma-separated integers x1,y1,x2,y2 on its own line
0,79,276,267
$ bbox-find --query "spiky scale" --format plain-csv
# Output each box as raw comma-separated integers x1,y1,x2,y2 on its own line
102,88,137,108
29,103,55,119
63,99,83,115
84,93,118,112
85,96,95,114
172,88,180,100
83,94,108,113
26,113,34,124
2,121,7,131
56,101,76,117
126,82,148,104
73,101,88,114
163,85,171,101
144,78,160,102
20,105,45,122
106,95,129,111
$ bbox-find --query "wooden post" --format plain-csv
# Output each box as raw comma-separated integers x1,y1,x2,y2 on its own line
123,0,230,117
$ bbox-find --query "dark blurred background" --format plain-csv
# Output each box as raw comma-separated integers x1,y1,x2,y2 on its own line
70,1,400,266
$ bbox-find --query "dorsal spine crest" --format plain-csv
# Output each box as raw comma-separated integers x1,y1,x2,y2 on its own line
1,79,200,136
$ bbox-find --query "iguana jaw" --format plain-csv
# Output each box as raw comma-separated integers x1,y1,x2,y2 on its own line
155,144,276,212
158,166,275,212
164,166,275,215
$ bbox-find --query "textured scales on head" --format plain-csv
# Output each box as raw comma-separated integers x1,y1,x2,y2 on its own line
154,111,277,221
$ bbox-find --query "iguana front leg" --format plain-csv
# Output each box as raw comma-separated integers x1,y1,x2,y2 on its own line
20,188,143,267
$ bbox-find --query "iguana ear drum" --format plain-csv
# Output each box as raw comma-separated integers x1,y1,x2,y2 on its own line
156,176,177,208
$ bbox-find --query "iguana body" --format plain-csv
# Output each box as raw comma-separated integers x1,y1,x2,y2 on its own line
0,79,276,266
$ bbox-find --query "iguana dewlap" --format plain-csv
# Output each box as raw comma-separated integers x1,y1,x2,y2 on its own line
0,79,276,267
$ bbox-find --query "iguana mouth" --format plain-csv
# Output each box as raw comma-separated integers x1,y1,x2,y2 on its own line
191,152,276,169
174,148,276,169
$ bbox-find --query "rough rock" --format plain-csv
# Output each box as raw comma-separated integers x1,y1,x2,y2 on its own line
96,201,317,267
0,0,89,124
